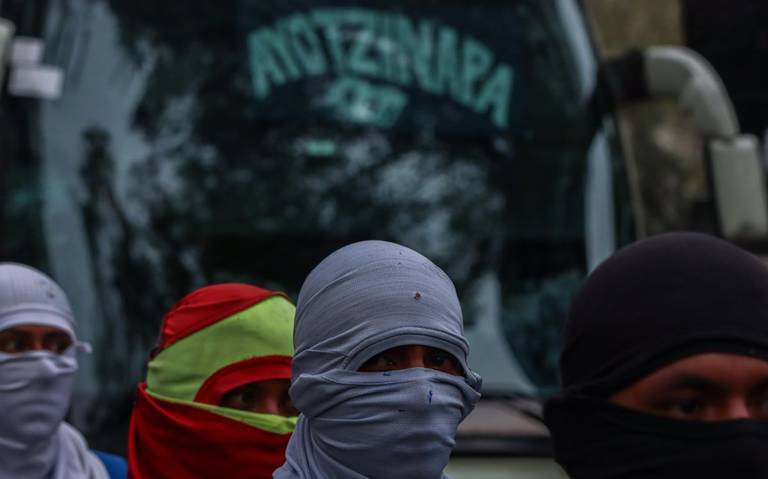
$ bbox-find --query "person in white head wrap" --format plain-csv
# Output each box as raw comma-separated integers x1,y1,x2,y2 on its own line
0,262,110,479
274,240,482,479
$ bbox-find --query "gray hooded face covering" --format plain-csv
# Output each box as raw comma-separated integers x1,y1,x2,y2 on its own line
274,241,482,479
0,263,106,479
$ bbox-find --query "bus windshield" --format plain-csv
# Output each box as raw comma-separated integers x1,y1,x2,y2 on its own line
1,0,632,415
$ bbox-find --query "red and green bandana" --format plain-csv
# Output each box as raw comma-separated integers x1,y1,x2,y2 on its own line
128,284,297,479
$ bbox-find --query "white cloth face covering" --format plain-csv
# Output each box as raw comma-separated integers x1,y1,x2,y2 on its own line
0,263,106,479
0,349,78,446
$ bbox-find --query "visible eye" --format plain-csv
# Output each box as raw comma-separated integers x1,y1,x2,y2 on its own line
426,348,463,376
673,399,703,416
428,351,450,367
221,385,261,411
43,335,73,355
0,335,25,353
238,388,259,405
360,354,397,372
656,397,707,419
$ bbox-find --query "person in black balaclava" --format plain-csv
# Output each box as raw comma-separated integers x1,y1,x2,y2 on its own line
544,232,768,479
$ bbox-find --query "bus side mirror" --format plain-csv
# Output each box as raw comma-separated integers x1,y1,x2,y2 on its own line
708,135,768,239
643,46,768,241
604,45,768,241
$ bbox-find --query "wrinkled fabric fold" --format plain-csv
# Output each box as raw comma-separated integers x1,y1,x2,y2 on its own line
280,368,479,479
275,240,481,479
0,350,106,479
290,241,478,385
0,263,104,479
128,284,297,479
0,263,79,337
128,385,292,479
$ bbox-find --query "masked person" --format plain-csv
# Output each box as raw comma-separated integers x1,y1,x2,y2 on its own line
0,262,118,479
274,240,482,479
544,232,768,479
127,283,297,478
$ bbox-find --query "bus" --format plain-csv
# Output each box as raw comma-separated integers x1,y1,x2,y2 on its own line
1,0,764,476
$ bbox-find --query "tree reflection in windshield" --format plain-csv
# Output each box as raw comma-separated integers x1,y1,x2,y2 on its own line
75,0,606,400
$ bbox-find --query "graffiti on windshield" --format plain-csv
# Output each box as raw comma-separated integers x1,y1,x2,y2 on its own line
245,8,515,130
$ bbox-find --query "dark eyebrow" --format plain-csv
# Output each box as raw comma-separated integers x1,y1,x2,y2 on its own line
658,374,729,396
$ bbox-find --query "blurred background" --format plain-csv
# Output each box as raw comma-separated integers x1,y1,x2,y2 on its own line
588,0,704,236
1,1,765,477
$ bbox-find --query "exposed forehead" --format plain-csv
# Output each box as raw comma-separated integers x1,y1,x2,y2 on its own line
625,353,768,393
368,344,458,356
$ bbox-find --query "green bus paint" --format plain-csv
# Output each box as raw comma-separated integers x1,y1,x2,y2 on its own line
435,26,462,99
323,77,407,128
346,10,381,78
284,13,328,76
459,38,493,107
392,13,435,92
475,64,513,129
247,32,288,98
246,7,515,130
311,9,348,71
257,26,302,81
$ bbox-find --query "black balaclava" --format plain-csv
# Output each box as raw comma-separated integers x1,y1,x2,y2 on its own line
544,232,768,479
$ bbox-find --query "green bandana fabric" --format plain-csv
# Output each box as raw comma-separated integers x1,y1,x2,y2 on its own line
146,295,296,428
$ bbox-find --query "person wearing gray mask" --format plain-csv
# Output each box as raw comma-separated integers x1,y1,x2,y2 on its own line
0,263,119,479
273,240,482,479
